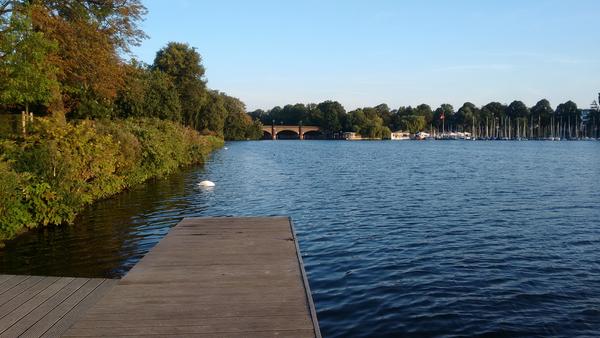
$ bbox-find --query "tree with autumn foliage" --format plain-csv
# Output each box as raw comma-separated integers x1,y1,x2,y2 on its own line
26,0,147,115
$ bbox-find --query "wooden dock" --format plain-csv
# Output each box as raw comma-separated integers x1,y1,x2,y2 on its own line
63,217,321,337
0,275,116,337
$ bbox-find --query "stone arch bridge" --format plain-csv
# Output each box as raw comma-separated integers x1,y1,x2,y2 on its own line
262,125,321,140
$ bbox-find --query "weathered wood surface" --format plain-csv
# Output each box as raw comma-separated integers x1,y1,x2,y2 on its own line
65,216,321,337
0,275,117,338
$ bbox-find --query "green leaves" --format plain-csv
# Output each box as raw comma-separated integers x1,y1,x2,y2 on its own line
0,117,223,242
0,7,59,113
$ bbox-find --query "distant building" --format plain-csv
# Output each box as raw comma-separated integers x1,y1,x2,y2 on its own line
342,132,362,140
390,131,410,140
581,97,599,123
581,109,592,123
414,132,430,140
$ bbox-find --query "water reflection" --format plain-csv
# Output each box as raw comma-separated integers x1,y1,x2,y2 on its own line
0,166,204,278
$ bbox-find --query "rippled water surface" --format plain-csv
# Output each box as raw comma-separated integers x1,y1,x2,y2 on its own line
2,141,600,337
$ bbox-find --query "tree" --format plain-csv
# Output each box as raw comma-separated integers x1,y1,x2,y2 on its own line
0,7,59,115
414,103,433,125
197,90,226,135
555,100,579,120
374,103,392,126
26,0,147,53
481,102,505,119
223,94,253,140
114,61,147,118
144,70,182,121
317,100,345,136
400,115,426,133
115,62,181,121
506,100,529,119
454,102,479,131
153,42,206,127
27,1,147,114
530,99,554,126
432,104,454,130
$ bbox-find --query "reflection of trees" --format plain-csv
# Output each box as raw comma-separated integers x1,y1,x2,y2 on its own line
0,166,200,278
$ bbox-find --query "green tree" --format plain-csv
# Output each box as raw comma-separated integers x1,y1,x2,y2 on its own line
0,7,59,115
400,115,426,133
506,100,529,119
153,42,206,128
197,90,227,135
481,102,506,119
222,94,260,140
556,100,579,120
454,102,479,131
317,100,345,136
415,103,433,125
433,104,454,129
530,99,554,126
115,62,181,121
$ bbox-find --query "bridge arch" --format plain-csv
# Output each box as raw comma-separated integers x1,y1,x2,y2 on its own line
303,130,323,140
276,129,300,140
262,130,273,140
261,125,321,140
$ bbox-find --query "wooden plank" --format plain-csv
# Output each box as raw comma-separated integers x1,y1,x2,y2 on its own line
0,276,15,287
84,302,312,319
0,277,65,335
37,279,117,338
12,278,90,338
0,275,29,295
0,276,44,307
64,331,316,338
8,279,101,338
65,317,312,336
66,217,320,337
0,276,116,338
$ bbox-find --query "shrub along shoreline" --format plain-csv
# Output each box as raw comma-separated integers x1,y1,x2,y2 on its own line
0,116,223,244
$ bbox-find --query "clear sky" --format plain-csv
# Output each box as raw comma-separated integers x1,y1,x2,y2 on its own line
132,0,600,111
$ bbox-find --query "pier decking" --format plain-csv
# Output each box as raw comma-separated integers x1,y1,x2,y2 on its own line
0,275,116,337
63,216,320,337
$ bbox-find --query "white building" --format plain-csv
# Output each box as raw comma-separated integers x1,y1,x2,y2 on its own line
390,131,410,140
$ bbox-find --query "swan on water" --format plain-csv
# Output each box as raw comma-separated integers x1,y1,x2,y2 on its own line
198,180,215,187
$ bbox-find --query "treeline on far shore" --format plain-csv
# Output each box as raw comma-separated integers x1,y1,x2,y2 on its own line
250,99,600,140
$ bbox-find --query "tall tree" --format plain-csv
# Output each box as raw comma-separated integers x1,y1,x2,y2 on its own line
530,99,554,125
0,6,59,115
153,42,206,128
414,103,433,125
26,1,147,114
317,100,345,136
455,102,479,131
433,104,454,129
506,100,529,119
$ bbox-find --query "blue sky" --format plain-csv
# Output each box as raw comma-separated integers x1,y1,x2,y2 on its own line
132,0,600,111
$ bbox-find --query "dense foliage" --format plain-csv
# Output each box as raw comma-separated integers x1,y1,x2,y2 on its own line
0,117,222,242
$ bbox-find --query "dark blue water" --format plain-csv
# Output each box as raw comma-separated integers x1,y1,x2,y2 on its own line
2,141,600,337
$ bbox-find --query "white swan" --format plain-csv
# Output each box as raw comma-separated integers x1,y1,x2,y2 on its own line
198,180,215,187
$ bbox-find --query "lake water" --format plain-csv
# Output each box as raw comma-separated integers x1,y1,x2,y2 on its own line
2,140,600,337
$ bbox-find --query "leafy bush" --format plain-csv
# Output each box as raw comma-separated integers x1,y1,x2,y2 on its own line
0,117,223,242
